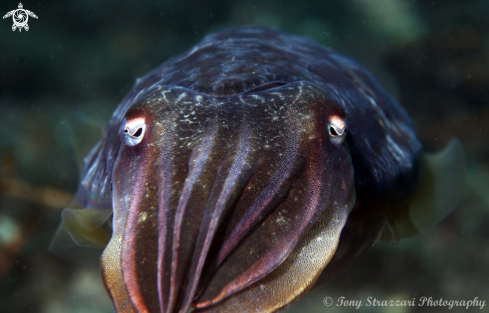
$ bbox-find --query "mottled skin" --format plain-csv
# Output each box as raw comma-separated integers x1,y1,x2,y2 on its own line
65,27,421,313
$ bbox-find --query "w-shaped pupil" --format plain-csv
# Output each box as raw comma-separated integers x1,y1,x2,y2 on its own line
330,127,339,136
133,128,143,137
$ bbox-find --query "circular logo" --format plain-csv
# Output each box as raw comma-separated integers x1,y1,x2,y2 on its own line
323,296,333,306
13,10,28,27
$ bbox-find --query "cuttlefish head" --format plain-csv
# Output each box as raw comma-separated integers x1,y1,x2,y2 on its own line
56,81,356,313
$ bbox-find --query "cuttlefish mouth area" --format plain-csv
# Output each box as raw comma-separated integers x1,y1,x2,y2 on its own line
100,83,355,313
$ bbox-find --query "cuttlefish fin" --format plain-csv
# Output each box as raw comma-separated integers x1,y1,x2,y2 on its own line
60,207,111,247
68,111,106,171
49,207,112,262
378,220,399,243
409,139,465,232
379,139,465,242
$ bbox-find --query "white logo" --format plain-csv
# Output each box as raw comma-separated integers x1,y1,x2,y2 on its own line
3,3,38,32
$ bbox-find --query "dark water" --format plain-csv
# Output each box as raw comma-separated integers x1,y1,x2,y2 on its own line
0,1,488,312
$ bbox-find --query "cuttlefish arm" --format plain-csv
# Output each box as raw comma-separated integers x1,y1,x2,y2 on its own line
97,82,355,313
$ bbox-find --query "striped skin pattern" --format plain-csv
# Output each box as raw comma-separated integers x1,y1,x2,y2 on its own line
67,27,421,312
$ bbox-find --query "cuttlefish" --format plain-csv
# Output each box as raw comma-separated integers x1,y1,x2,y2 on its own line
51,26,465,313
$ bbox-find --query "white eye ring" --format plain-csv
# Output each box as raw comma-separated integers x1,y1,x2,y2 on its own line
328,116,347,145
123,117,146,146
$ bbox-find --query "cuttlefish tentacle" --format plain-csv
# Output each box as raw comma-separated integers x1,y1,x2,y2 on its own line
167,121,219,312
180,121,254,313
156,114,177,313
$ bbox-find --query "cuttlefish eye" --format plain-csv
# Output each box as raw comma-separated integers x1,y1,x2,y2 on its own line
123,117,146,146
328,115,347,145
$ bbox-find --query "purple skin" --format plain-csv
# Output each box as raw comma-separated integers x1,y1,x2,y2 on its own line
58,27,421,312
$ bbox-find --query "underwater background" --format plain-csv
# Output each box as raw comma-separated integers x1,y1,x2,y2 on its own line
0,0,488,312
